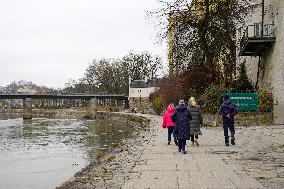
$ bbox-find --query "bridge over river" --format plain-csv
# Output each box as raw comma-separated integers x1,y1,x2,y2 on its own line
0,94,129,119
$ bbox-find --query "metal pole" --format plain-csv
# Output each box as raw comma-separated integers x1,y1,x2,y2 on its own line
256,56,261,89
261,0,264,36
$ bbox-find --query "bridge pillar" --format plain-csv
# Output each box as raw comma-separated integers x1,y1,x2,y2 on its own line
85,98,97,118
23,98,32,119
124,99,129,109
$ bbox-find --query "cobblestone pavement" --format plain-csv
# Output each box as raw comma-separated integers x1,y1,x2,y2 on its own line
121,114,284,189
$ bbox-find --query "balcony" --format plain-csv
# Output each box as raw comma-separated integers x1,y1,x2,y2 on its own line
239,23,276,56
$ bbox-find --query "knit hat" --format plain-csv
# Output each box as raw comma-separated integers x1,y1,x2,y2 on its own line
224,95,230,100
189,97,197,106
179,100,185,105
192,100,197,106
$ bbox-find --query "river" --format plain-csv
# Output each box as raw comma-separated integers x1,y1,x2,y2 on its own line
0,115,132,189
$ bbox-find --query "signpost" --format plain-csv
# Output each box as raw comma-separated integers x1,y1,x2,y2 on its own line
224,93,259,112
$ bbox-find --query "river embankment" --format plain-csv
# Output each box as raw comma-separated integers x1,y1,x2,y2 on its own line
57,112,155,189
56,112,156,189
57,113,284,189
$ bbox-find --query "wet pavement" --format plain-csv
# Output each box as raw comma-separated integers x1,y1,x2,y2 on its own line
0,117,132,189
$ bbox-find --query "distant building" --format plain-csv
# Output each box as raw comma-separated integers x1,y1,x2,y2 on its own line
17,87,35,94
238,0,284,124
128,78,162,111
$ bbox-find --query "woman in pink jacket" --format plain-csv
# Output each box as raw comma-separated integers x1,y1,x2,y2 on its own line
162,103,175,145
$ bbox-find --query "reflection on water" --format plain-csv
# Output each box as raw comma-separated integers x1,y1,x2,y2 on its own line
0,117,132,189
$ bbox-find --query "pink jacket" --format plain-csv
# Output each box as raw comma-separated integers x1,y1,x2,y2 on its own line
162,106,175,128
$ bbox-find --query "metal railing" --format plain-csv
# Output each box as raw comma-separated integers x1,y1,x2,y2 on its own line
240,22,275,51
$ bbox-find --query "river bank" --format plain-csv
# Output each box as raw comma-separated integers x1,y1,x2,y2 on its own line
56,113,156,189
58,113,284,189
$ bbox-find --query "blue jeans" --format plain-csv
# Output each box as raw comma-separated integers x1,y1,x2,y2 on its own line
167,127,174,142
223,118,235,143
178,139,186,151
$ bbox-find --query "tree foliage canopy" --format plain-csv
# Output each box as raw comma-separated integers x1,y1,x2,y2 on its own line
149,0,259,84
64,51,163,95
148,0,259,111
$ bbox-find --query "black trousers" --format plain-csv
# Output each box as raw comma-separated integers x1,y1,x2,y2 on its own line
178,139,186,151
190,135,198,142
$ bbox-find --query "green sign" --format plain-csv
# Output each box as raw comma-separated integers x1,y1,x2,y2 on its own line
224,93,258,112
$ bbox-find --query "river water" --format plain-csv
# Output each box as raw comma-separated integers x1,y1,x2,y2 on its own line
0,116,132,189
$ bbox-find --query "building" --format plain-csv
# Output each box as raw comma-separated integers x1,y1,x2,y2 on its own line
128,78,162,111
238,0,284,124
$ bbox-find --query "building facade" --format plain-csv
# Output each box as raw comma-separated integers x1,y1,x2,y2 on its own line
239,0,284,124
128,78,161,111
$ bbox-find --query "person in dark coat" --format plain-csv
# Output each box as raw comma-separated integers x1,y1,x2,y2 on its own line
171,100,192,154
188,97,203,146
219,95,237,146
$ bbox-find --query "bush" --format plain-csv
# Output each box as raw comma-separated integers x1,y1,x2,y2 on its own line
152,96,163,115
235,61,254,92
199,84,229,114
258,88,273,112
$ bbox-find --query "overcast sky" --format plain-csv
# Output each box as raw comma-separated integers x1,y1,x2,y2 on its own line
0,0,167,88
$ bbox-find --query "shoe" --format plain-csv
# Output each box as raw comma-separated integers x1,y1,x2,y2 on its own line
225,142,229,146
231,139,235,145
174,138,178,146
195,140,199,146
168,141,171,145
183,151,187,154
178,149,181,152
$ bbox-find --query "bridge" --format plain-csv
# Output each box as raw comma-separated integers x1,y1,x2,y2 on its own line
0,94,129,119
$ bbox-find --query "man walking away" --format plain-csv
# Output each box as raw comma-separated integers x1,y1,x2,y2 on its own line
171,100,192,154
219,95,237,146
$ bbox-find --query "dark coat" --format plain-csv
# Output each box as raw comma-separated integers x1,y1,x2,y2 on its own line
171,104,192,140
219,99,237,122
187,105,203,135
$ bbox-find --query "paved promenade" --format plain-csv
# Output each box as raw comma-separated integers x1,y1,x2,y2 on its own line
122,115,284,189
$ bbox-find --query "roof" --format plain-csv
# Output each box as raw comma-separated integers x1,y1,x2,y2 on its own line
129,78,163,88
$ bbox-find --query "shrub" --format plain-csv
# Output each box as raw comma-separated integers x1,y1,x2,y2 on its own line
258,88,273,112
199,84,229,114
235,61,254,92
152,96,163,115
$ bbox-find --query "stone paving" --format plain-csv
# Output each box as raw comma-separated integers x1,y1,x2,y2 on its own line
121,114,284,189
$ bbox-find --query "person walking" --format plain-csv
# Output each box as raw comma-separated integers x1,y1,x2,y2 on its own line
219,95,237,146
188,97,203,146
162,103,176,145
171,100,192,154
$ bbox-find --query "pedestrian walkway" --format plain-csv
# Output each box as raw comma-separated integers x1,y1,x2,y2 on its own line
121,115,283,189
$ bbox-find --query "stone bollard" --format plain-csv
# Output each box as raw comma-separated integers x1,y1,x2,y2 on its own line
23,98,32,119
85,98,97,118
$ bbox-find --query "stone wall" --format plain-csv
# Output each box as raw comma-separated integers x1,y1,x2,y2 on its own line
203,112,273,127
128,97,153,113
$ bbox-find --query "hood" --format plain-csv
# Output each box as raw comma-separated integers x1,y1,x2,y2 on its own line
223,99,235,109
223,99,234,106
176,104,187,112
166,105,175,113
